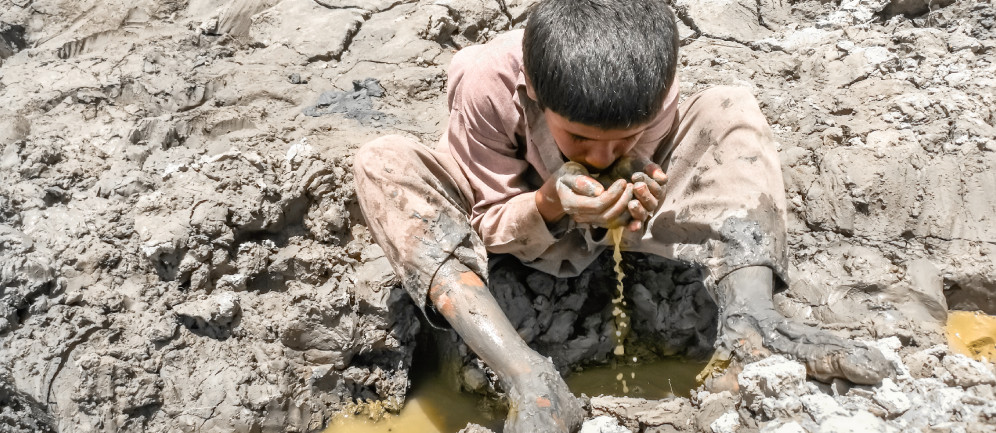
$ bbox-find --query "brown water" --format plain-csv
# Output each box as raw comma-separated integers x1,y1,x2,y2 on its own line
610,227,630,357
323,357,705,433
323,373,503,433
946,310,996,363
326,227,705,433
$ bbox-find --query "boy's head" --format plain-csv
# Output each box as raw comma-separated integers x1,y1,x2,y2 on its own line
523,0,679,131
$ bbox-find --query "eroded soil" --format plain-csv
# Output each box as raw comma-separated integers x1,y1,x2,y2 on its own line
1,0,994,432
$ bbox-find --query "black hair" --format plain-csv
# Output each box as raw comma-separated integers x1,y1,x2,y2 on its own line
523,0,679,129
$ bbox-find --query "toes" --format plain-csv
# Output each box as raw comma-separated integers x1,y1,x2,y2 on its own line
781,329,894,385
722,313,895,385
839,346,893,385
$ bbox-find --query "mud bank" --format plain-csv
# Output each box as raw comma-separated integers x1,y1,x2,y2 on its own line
1,0,994,432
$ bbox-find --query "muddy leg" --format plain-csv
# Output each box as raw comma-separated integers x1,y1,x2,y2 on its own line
706,266,894,387
430,258,584,433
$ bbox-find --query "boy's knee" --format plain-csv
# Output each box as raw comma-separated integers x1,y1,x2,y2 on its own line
353,135,417,178
698,86,761,112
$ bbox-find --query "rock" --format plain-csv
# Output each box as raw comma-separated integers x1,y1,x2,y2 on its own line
800,393,847,423
675,0,773,42
581,415,633,433
0,22,26,60
458,423,496,433
709,411,740,433
882,0,957,16
871,379,911,416
762,421,807,433
818,410,897,433
941,354,996,388
738,355,807,411
173,292,242,339
249,0,364,61
0,113,29,145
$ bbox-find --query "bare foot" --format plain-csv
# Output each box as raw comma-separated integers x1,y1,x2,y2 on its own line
706,266,895,388
721,308,893,384
699,306,895,392
503,357,584,433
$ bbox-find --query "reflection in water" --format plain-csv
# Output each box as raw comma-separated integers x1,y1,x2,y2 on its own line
323,357,705,433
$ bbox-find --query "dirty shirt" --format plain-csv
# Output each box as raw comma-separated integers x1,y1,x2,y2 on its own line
444,29,681,277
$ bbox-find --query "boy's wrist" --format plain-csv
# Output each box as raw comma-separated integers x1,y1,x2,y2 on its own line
535,181,566,223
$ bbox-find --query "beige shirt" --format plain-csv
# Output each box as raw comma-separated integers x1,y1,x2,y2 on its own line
443,30,680,274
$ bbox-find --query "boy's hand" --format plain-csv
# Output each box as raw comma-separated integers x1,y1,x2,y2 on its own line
536,161,634,228
604,156,668,231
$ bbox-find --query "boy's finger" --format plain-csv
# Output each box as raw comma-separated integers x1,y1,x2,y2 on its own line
642,161,668,184
628,198,648,222
562,174,604,197
633,172,665,202
633,182,659,212
564,179,628,220
561,189,613,216
600,184,633,224
590,179,627,209
627,218,642,232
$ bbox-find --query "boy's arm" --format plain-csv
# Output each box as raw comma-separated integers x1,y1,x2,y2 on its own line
447,108,564,261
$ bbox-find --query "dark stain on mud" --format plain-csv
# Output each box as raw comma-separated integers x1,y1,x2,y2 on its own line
303,78,396,126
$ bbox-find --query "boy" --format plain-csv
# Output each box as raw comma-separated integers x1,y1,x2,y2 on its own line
354,0,892,431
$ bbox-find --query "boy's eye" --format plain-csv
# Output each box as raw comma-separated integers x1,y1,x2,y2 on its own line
571,134,590,142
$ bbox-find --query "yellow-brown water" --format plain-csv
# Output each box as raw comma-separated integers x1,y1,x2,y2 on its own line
323,375,501,433
946,310,996,363
610,227,629,357
323,357,705,433
324,227,701,433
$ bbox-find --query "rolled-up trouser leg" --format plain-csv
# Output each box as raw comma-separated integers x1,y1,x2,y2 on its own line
636,85,790,289
352,135,488,323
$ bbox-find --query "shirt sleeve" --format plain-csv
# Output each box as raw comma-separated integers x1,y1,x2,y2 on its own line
445,43,561,261
631,76,681,157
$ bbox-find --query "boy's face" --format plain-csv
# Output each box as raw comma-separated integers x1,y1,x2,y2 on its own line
543,109,649,172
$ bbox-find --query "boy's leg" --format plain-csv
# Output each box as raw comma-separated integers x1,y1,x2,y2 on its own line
353,136,583,432
640,86,893,385
431,260,583,432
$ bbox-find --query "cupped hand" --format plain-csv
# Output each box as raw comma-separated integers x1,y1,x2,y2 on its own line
602,156,668,231
544,161,635,229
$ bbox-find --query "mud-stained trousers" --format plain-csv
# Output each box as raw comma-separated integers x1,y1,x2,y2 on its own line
353,86,789,323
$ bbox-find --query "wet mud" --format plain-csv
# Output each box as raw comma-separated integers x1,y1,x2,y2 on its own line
1,0,995,432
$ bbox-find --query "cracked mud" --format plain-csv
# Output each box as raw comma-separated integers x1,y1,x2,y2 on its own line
1,0,995,432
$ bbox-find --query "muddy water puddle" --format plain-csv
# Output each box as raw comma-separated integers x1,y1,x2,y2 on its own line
325,227,702,432
324,358,705,433
946,310,996,362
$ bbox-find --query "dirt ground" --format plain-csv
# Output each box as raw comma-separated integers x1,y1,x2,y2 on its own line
1,0,994,432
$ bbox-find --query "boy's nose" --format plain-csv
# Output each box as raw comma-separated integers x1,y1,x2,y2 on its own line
586,141,623,171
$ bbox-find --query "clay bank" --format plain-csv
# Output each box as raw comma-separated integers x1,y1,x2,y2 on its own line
1,0,994,432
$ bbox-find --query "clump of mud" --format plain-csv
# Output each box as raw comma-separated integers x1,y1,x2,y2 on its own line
1,0,994,432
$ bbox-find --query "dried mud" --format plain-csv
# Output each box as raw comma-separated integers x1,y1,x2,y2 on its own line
1,0,994,432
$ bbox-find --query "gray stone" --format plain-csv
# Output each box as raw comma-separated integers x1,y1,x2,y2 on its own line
738,355,807,411
580,415,632,433
819,410,897,433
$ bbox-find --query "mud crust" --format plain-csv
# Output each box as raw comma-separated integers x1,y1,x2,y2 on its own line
0,0,994,432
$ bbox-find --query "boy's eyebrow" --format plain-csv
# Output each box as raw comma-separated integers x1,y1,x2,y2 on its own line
571,128,646,141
